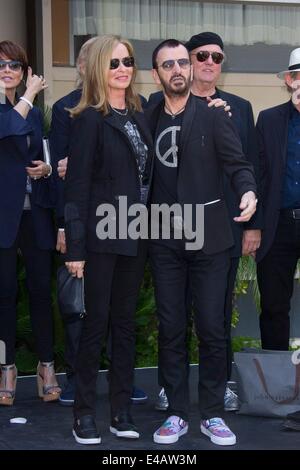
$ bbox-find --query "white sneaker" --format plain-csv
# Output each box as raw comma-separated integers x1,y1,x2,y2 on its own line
201,417,236,446
153,415,188,444
224,386,239,411
155,387,169,411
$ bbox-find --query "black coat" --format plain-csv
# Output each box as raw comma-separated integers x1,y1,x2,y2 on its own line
64,106,153,261
256,100,290,262
0,100,55,249
49,90,148,226
148,89,263,257
146,94,257,255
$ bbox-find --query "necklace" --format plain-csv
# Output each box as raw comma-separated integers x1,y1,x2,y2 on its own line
164,103,186,119
110,105,128,116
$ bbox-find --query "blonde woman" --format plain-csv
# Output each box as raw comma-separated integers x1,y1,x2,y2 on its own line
64,35,152,444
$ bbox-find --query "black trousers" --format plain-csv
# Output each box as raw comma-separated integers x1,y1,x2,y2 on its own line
149,241,230,421
224,257,239,380
0,211,53,364
63,318,83,379
257,213,300,350
74,241,147,419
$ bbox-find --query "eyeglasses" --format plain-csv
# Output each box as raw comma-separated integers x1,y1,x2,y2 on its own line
191,51,224,65
0,60,23,71
157,58,191,71
110,56,135,70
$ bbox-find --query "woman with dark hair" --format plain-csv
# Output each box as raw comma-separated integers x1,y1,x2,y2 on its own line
0,40,61,405
64,35,152,444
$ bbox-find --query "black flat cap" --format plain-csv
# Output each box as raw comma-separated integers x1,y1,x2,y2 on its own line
185,32,224,52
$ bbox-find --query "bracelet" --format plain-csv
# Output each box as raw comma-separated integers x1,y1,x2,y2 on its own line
19,96,33,109
43,164,52,179
58,228,65,232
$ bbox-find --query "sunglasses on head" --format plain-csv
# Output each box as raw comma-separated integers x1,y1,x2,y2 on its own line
157,58,190,71
191,51,224,65
110,56,135,70
0,60,23,71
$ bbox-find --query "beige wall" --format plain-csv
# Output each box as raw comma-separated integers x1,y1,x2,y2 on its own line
0,0,26,47
51,67,289,120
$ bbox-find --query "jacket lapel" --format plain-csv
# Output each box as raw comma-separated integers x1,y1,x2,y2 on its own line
217,89,242,134
178,94,196,162
276,101,290,165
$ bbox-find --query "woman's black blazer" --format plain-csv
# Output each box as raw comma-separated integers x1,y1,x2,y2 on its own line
64,106,153,261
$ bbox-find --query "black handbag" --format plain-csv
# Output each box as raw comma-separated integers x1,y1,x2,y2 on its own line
57,265,86,322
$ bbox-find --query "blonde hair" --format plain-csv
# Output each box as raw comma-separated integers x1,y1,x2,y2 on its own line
75,37,98,88
70,35,141,117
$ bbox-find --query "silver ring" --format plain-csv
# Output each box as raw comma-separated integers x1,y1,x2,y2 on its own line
223,101,227,107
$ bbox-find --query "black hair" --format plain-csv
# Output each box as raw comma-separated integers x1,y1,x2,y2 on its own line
152,39,187,69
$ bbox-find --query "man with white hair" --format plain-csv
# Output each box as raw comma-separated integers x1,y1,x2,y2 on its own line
256,48,300,352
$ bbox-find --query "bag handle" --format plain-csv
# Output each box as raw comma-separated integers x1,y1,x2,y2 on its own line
253,357,300,404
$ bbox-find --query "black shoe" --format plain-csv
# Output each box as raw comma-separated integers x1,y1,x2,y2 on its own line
110,411,139,439
73,415,101,444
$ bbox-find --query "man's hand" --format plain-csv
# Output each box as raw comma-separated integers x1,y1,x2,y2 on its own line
56,229,66,254
58,157,68,179
242,229,261,256
65,261,85,278
207,97,232,117
234,191,257,223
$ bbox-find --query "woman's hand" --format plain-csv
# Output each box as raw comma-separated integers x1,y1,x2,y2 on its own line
24,66,48,102
26,160,51,179
65,261,85,278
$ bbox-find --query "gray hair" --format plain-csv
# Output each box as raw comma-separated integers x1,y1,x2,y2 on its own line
286,71,299,93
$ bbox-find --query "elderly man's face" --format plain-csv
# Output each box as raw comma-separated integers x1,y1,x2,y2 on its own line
286,71,300,106
190,44,223,86
153,45,192,97
285,71,300,89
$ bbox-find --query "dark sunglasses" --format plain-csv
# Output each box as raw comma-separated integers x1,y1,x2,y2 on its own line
157,58,190,71
191,51,224,65
0,60,23,71
110,56,135,70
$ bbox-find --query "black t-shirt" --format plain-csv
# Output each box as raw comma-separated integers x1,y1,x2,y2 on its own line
151,109,184,206
194,91,219,102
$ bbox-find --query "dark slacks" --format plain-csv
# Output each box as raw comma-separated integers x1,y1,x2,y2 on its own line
74,241,147,419
149,240,230,421
224,257,239,380
257,213,300,350
64,318,83,378
0,211,53,364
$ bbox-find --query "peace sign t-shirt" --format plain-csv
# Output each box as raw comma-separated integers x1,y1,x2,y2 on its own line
151,109,184,206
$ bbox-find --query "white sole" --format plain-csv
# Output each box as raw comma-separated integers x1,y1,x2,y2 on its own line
200,425,236,446
153,425,188,444
110,426,139,439
72,429,101,445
